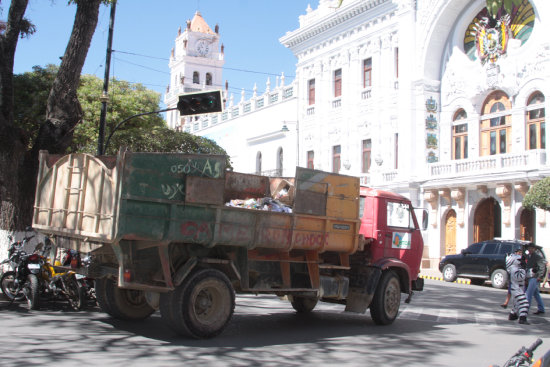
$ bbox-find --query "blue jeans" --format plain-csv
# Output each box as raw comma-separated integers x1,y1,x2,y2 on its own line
525,277,545,312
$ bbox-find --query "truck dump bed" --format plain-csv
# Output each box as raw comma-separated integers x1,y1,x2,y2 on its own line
33,151,360,254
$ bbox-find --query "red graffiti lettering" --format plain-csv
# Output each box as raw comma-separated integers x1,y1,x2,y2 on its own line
293,232,329,249
258,228,292,248
180,221,212,242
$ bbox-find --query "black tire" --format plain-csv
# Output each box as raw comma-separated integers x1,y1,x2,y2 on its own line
96,277,155,320
94,277,114,315
370,271,401,325
24,274,40,310
289,296,318,313
159,290,176,328
1,271,25,301
442,264,457,282
169,268,235,339
491,269,508,289
470,279,485,286
65,276,86,311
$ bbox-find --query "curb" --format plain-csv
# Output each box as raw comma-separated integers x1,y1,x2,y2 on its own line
420,275,550,294
420,275,471,285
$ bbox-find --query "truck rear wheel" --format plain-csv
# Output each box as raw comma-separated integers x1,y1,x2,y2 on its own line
370,270,400,325
95,277,155,320
289,296,318,313
165,268,235,338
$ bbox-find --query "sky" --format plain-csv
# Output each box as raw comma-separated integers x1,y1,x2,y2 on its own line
7,0,314,104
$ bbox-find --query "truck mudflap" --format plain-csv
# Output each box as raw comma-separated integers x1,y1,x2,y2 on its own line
412,276,424,291
345,266,381,313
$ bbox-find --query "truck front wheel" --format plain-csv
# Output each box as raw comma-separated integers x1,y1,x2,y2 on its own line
165,268,235,339
95,277,155,320
370,270,401,325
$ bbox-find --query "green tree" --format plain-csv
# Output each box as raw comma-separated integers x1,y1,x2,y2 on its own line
13,66,229,163
74,73,166,154
523,177,550,211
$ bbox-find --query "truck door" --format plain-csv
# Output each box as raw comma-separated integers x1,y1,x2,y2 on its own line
383,201,422,269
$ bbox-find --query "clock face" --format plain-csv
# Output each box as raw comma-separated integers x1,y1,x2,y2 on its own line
196,40,210,57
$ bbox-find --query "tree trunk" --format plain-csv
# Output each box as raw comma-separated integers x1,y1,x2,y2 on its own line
0,0,101,231
34,0,101,155
0,0,31,231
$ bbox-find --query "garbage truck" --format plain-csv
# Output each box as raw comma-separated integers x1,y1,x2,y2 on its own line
32,150,426,338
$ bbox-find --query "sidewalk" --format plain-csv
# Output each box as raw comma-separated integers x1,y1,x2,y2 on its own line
420,267,550,294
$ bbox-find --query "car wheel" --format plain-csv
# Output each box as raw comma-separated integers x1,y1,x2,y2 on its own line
491,269,508,289
442,264,457,282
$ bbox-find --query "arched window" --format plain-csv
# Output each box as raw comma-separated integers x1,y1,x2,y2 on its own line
206,73,212,86
452,109,468,160
276,147,283,176
526,92,545,150
193,71,200,84
256,152,262,175
480,91,511,156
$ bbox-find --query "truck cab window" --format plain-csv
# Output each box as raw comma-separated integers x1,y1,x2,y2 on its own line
387,201,411,228
359,196,365,219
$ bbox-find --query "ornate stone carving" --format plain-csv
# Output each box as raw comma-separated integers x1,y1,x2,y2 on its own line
424,189,439,228
514,182,528,197
496,184,512,226
451,188,465,227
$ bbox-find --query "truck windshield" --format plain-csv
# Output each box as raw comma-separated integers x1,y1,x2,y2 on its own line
387,201,413,229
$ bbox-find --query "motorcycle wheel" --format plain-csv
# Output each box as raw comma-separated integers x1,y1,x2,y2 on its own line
66,276,86,311
1,271,25,301
24,274,40,310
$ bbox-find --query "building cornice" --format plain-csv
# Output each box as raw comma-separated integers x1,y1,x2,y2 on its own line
279,0,391,50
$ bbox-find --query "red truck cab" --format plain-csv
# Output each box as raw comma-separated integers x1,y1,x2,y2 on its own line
359,186,426,295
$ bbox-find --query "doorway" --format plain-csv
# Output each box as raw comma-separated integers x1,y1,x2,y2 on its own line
520,208,535,242
474,197,501,242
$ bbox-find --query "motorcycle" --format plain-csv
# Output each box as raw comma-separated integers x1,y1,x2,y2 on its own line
60,248,96,307
37,237,87,311
0,229,41,309
491,339,550,367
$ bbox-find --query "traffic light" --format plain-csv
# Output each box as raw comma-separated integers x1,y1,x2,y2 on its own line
177,90,223,116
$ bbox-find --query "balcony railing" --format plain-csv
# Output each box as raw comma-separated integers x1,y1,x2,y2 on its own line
427,150,547,179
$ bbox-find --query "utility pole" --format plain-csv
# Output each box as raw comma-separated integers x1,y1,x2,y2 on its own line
97,0,117,156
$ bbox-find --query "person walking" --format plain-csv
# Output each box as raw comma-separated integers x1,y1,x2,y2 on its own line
501,247,524,308
505,252,529,324
525,243,546,315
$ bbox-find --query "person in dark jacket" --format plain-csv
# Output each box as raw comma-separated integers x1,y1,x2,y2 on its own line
525,243,546,315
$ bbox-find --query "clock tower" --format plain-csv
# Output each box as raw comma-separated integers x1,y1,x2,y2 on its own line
165,11,225,129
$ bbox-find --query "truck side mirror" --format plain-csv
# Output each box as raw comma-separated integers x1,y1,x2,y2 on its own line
421,209,428,231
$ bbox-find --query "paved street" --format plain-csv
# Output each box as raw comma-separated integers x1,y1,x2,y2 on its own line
1,279,549,367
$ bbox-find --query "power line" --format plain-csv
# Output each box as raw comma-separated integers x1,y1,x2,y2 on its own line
113,55,170,74
113,49,295,78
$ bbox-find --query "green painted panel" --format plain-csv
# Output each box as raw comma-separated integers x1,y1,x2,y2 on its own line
121,152,226,202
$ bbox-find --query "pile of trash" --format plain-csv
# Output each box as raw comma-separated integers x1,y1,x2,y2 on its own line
225,197,292,213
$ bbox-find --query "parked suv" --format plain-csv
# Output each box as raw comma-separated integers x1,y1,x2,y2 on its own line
439,239,532,289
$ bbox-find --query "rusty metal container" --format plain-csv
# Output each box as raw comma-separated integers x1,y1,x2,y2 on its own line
33,151,360,254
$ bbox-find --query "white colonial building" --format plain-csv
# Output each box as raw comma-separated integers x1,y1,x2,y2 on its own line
164,0,550,271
